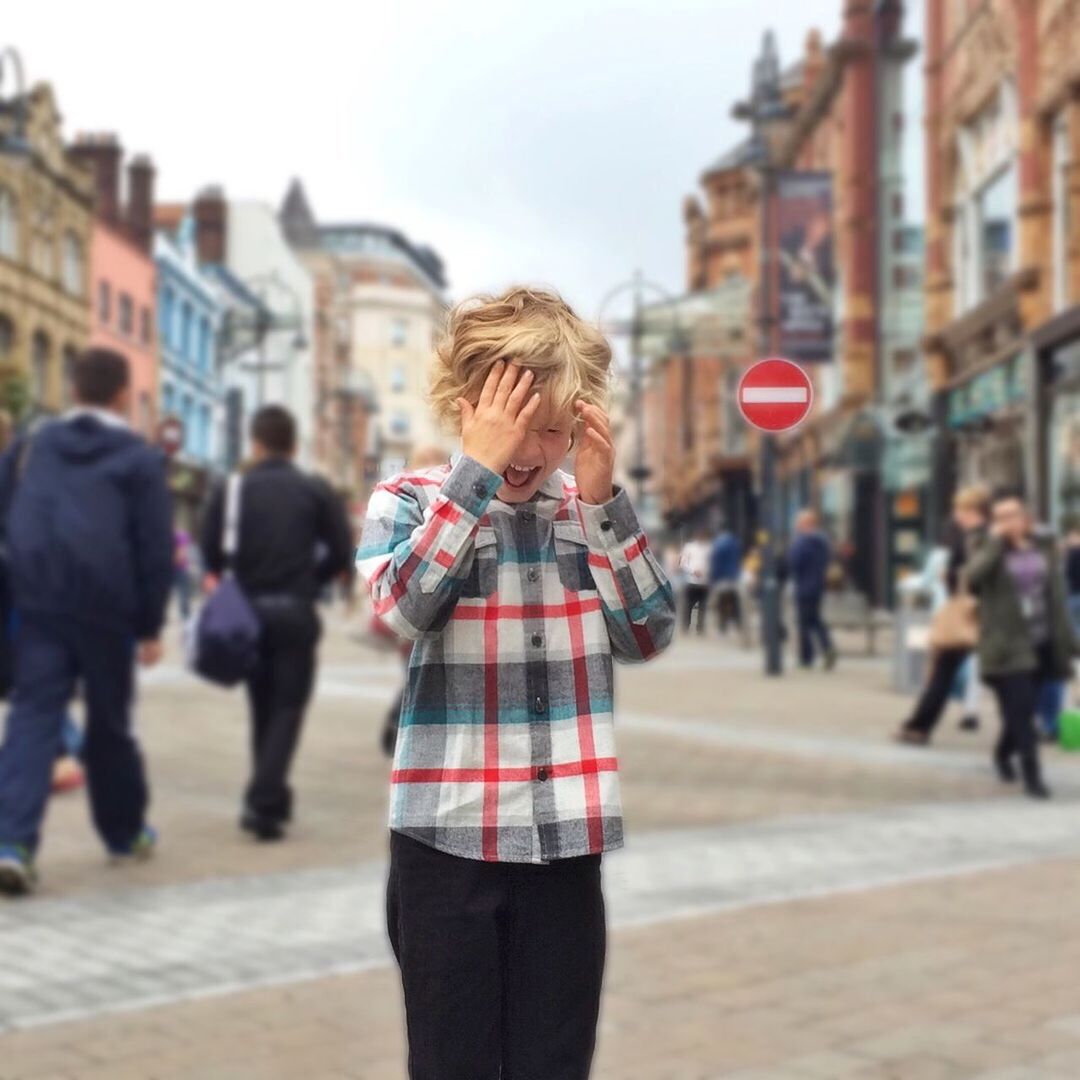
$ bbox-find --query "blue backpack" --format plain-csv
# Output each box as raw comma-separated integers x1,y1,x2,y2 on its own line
188,474,260,686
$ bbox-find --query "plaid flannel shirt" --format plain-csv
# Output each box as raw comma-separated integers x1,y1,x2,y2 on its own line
357,454,675,864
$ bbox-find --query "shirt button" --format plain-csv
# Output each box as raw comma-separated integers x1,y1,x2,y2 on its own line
531,633,543,647
600,520,613,532
473,481,487,497
537,767,550,782
520,510,534,522
527,568,540,583
534,696,545,714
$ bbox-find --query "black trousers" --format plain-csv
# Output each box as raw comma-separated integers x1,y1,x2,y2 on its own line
682,584,709,634
795,593,833,666
716,586,742,633
985,651,1052,784
387,831,606,1080
243,598,320,825
906,647,971,734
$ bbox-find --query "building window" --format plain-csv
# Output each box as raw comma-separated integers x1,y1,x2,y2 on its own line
160,287,175,348
1054,112,1072,314
32,206,54,280
198,317,211,372
0,187,17,259
390,318,408,347
119,293,134,337
199,403,211,458
98,281,111,324
140,306,152,346
31,331,50,405
61,232,83,296
391,364,406,392
181,394,194,455
180,302,192,360
61,346,77,408
390,410,410,437
139,392,153,436
163,382,175,418
0,314,14,360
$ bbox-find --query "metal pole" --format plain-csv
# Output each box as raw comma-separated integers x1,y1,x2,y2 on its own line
759,166,783,676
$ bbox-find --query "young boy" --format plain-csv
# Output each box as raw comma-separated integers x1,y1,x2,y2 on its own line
358,287,675,1079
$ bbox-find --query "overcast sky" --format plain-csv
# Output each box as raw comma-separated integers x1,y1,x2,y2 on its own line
6,0,924,323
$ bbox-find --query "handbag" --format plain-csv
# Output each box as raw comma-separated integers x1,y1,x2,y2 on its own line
188,473,261,687
927,586,979,652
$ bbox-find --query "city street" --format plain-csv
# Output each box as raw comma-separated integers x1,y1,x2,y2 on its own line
3,619,1080,1078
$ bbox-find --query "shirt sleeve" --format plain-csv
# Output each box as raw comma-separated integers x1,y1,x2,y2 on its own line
357,456,503,640
575,488,676,663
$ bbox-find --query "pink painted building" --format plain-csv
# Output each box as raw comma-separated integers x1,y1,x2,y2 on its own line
69,135,158,436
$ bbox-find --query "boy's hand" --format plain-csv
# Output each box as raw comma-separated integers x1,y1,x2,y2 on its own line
575,401,615,505
458,361,541,475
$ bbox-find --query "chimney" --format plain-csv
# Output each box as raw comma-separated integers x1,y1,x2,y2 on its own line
69,132,123,227
127,155,156,255
193,186,227,264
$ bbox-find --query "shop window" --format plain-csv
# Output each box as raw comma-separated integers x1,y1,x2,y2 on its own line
1053,112,1072,314
0,187,17,259
119,293,134,337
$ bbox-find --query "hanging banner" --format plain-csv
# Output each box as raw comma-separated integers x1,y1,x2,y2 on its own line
775,172,835,362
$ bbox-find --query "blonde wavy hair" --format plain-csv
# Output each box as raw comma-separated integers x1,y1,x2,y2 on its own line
429,287,612,433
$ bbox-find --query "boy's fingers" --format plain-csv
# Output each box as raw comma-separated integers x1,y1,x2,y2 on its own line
478,362,505,409
583,425,614,452
515,392,542,429
493,362,522,407
577,401,612,437
457,397,475,423
506,368,535,412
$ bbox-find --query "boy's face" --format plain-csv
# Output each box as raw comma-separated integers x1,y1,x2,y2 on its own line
495,390,574,504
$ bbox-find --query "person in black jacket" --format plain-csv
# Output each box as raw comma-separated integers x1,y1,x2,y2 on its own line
200,405,352,841
0,349,173,896
896,485,990,745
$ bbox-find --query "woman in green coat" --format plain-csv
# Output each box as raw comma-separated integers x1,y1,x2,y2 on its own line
966,491,1077,799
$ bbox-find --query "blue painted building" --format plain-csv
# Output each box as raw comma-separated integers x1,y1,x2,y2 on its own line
154,217,220,465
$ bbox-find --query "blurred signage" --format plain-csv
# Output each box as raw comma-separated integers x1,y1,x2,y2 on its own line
947,354,1025,428
775,172,835,363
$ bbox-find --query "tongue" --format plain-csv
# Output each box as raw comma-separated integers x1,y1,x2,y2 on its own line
504,468,534,489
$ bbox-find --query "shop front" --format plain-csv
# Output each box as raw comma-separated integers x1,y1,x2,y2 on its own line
1034,307,1080,529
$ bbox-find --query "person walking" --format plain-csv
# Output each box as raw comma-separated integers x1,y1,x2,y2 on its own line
709,521,743,635
896,485,989,745
359,287,674,1079
199,405,352,842
173,526,194,621
966,491,1077,799
0,348,173,895
679,529,711,635
788,509,837,670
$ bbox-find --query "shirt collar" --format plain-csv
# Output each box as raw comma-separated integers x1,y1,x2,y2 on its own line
63,406,129,430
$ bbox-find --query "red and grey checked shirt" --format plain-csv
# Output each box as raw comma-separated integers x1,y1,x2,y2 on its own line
357,454,675,864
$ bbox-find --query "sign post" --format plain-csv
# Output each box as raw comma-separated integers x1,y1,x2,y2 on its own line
738,358,814,676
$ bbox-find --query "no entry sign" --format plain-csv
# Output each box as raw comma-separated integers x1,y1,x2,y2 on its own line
737,358,813,433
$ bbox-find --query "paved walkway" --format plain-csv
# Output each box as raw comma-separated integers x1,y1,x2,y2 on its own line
2,623,1079,1078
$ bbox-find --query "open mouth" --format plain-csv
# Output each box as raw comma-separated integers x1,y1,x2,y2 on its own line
503,463,540,490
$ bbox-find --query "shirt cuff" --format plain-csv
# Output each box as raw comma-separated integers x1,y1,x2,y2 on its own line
577,487,642,551
440,455,503,519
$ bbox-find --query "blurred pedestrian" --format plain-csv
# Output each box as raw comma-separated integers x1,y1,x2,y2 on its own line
679,529,711,635
788,509,837,670
359,287,674,1079
173,525,194,621
0,349,173,895
967,491,1077,799
896,485,989,746
200,405,352,841
709,520,742,635
1065,518,1080,635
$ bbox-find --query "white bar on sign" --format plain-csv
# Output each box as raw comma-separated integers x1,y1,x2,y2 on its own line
741,387,808,404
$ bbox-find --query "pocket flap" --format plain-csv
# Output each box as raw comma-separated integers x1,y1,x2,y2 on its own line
473,527,498,550
553,519,589,547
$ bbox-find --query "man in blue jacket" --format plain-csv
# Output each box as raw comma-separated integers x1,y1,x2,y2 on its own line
0,348,173,895
709,522,743,635
788,508,837,670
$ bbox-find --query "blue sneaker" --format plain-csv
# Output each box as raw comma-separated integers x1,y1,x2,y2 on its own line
0,845,36,896
108,826,158,865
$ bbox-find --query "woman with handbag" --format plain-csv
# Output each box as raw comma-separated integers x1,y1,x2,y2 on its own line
896,486,989,746
966,491,1078,799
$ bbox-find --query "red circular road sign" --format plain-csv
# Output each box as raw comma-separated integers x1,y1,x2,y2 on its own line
737,358,814,433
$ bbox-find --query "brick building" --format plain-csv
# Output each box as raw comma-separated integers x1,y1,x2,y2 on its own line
923,0,1080,535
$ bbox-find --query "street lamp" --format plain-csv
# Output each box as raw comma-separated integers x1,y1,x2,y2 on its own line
598,271,685,508
237,272,309,407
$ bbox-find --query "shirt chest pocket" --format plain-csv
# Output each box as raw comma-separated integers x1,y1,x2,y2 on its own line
460,527,499,599
553,520,597,593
